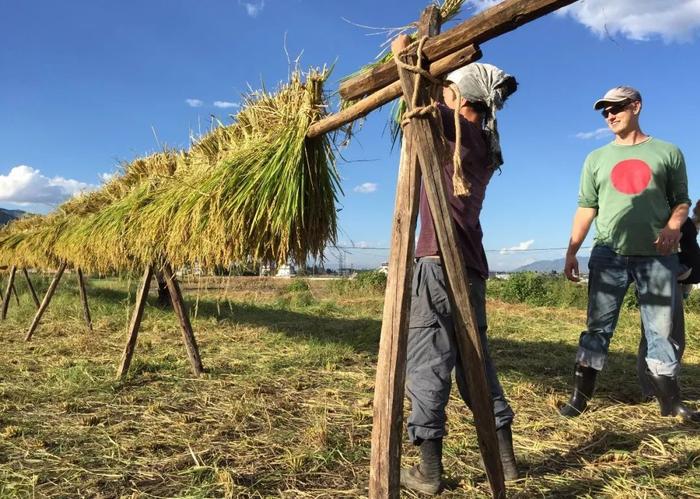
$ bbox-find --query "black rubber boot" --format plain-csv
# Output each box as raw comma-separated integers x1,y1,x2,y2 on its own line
647,371,700,423
496,425,518,481
400,438,444,495
559,363,597,417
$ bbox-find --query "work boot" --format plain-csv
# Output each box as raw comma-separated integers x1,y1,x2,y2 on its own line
559,363,597,417
647,371,700,423
400,438,444,495
496,425,518,481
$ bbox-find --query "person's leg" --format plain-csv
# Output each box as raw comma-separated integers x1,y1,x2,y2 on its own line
452,270,517,479
403,259,455,494
635,255,699,421
637,281,685,400
406,260,456,444
561,246,630,416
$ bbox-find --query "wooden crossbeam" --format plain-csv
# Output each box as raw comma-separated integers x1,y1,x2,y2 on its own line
306,44,481,139
340,0,577,102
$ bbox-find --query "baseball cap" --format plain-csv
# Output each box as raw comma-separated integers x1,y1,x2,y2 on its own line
593,86,642,110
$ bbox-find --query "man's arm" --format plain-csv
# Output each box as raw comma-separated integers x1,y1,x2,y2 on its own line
655,203,690,255
565,207,597,282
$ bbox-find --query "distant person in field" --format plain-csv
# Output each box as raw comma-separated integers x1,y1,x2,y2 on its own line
637,199,700,400
391,35,519,496
562,86,699,422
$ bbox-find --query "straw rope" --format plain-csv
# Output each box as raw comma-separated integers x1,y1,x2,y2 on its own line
392,36,471,197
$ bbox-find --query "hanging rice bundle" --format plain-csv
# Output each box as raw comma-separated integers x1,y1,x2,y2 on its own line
52,150,184,272
124,67,340,269
0,214,63,269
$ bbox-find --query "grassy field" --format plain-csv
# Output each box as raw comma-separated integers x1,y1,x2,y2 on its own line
0,273,698,498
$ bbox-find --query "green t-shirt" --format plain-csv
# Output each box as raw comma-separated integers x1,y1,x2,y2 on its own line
578,137,690,256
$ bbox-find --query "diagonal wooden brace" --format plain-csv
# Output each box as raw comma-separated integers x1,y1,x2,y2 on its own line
393,33,506,499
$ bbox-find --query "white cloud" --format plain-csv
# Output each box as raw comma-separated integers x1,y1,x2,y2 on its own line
213,101,240,109
575,127,612,140
99,171,116,183
464,0,503,13
467,1,700,43
500,239,535,255
353,182,378,194
186,98,203,108
0,165,94,206
239,0,265,18
558,0,700,43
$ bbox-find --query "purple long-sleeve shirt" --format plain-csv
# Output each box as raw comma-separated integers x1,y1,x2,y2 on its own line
415,103,494,279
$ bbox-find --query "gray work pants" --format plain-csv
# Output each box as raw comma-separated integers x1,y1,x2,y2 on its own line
406,258,514,444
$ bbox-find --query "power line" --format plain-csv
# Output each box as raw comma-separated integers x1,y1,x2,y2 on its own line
334,245,592,253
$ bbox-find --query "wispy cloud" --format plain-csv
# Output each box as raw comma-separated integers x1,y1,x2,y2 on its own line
353,182,378,194
575,127,612,140
558,0,700,43
0,165,95,206
239,0,265,18
500,239,535,255
185,98,204,108
213,101,240,109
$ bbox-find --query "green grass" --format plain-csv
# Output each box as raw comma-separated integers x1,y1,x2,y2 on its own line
0,274,698,497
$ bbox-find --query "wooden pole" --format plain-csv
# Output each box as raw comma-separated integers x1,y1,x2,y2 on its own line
25,261,67,341
76,268,93,332
306,44,481,139
395,30,506,498
11,283,20,306
23,268,41,309
162,263,205,376
368,8,437,499
1,266,17,320
117,265,154,378
339,0,578,102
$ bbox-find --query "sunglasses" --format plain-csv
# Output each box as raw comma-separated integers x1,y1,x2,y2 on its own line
601,101,632,118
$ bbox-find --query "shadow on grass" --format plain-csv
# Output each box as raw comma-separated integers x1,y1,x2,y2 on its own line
524,424,700,497
76,282,700,401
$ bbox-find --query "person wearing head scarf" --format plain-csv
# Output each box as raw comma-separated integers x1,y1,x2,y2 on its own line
390,35,518,495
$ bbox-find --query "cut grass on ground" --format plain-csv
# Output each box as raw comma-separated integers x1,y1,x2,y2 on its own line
0,275,698,497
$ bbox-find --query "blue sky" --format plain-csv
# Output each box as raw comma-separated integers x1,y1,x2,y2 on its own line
1,0,699,270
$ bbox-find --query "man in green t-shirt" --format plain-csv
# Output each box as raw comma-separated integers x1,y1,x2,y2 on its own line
560,86,699,422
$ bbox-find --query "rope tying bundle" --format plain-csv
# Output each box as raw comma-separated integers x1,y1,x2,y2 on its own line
392,36,471,197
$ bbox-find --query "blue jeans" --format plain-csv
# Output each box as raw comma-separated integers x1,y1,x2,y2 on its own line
577,246,681,377
406,258,514,444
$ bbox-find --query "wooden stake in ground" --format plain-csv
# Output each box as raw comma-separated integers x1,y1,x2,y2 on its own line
117,265,154,378
25,261,67,341
1,265,17,320
23,268,41,309
163,263,205,376
76,268,93,332
368,8,437,499
394,38,505,497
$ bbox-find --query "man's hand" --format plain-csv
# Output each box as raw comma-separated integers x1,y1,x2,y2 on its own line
391,34,411,56
565,253,580,282
655,226,682,255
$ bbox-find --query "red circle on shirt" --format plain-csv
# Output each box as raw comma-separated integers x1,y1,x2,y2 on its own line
610,159,652,195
